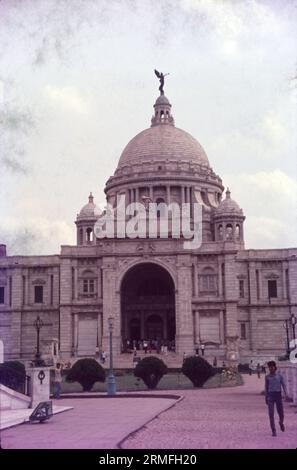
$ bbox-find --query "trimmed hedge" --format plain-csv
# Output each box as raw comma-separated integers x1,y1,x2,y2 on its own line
134,356,168,390
182,356,215,388
4,361,26,379
66,358,105,391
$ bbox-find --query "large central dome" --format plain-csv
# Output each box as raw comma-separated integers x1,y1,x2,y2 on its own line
117,94,209,169
118,124,209,168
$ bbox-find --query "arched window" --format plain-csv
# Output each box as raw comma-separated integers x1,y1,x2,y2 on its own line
226,224,233,240
235,224,241,241
199,267,217,293
218,225,223,240
86,227,93,243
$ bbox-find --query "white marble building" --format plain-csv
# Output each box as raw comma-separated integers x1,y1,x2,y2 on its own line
0,91,296,365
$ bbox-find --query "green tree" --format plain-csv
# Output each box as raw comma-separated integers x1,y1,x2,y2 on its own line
182,356,215,388
66,358,105,391
134,356,167,390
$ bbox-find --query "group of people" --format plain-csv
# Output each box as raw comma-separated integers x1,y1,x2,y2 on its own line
249,360,266,377
123,338,175,355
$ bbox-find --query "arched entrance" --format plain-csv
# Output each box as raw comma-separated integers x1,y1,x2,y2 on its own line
121,263,176,350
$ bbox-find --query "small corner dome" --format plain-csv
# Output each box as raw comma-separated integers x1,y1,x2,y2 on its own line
215,188,243,216
77,193,101,220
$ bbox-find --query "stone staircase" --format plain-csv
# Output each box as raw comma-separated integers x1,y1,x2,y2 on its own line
101,351,218,369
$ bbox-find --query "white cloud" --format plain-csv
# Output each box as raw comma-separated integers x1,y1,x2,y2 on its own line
44,85,89,115
0,217,74,255
223,170,297,248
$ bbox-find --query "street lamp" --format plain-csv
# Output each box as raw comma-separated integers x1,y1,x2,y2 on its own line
283,320,290,359
33,315,44,366
291,313,296,341
107,316,116,396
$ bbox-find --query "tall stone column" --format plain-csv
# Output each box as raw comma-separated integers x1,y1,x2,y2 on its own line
282,262,287,300
248,261,258,352
97,313,102,348
166,185,170,204
175,255,193,355
224,254,239,362
11,271,23,359
102,258,121,356
194,310,200,344
219,310,225,344
74,313,78,354
59,259,72,358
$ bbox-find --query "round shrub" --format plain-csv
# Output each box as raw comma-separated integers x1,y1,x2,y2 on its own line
134,356,167,390
182,356,215,388
66,358,105,391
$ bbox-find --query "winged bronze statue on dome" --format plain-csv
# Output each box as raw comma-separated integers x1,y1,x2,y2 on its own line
154,69,169,95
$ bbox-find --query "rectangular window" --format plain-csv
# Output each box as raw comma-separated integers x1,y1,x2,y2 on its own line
268,280,277,299
239,280,244,298
89,279,94,293
0,286,4,304
83,280,88,293
34,285,43,303
240,323,246,340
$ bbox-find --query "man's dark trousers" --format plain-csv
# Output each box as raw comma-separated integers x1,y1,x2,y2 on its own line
267,391,284,432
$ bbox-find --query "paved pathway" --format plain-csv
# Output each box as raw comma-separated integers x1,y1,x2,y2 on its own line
122,375,297,449
2,376,296,449
1,396,176,449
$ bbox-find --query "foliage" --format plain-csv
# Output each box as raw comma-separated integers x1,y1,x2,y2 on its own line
4,361,26,379
134,356,168,390
238,363,251,373
66,358,105,391
181,356,215,388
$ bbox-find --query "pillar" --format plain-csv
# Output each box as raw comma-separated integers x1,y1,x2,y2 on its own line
102,258,121,356
219,310,225,344
176,255,194,354
195,310,200,344
97,312,102,347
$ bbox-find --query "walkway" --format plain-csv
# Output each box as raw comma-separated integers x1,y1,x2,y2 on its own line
1,395,177,449
122,375,297,449
1,376,296,449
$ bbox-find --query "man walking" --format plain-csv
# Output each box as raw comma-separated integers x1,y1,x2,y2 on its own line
265,361,287,437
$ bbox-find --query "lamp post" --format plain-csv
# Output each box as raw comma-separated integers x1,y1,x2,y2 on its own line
283,320,290,359
107,316,116,395
291,313,296,341
33,315,44,366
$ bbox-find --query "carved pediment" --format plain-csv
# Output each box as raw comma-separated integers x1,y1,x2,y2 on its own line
264,272,279,279
32,278,46,285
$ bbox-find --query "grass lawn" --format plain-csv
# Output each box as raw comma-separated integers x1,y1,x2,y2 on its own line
53,370,243,394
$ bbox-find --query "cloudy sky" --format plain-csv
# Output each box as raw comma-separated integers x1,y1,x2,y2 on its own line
0,0,296,255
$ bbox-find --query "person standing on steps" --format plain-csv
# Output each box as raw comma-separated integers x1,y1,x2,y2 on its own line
265,360,288,437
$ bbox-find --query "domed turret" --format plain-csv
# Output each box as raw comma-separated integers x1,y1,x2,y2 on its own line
75,193,101,245
213,188,245,245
